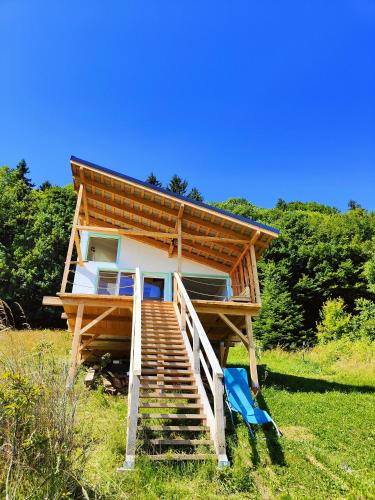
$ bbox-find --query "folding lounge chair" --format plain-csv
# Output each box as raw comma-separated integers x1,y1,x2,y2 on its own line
223,367,282,437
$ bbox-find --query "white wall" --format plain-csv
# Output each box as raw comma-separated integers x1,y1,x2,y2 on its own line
72,231,228,296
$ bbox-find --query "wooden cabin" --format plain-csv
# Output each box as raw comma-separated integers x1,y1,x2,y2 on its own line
43,156,279,468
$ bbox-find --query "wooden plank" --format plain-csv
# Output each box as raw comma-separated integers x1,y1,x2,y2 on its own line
79,306,117,336
74,232,84,266
249,244,261,305
218,314,249,347
66,303,84,389
76,225,178,239
60,184,83,293
42,296,63,306
169,204,184,257
245,314,259,394
177,216,182,273
80,166,90,225
230,243,250,274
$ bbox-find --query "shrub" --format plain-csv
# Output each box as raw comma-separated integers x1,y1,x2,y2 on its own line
316,298,351,344
352,298,375,341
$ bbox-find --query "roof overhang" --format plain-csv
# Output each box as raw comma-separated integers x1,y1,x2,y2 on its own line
70,156,279,273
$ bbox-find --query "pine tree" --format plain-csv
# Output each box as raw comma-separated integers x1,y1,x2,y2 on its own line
253,262,304,349
146,172,162,187
14,159,34,188
188,187,203,202
167,175,188,196
276,198,287,210
39,180,52,191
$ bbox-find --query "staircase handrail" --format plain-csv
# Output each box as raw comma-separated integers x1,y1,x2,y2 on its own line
174,272,223,377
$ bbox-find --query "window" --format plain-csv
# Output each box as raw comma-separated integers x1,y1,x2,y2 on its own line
87,236,118,262
97,271,134,296
181,276,229,302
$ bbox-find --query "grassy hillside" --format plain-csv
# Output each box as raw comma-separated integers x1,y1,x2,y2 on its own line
0,330,374,499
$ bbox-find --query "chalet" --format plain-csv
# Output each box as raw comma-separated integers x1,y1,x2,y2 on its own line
43,156,279,469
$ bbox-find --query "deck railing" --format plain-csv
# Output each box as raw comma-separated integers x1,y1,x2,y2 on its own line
173,272,228,466
123,267,142,469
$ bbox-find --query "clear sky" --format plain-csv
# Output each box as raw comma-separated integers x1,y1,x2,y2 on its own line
1,1,374,210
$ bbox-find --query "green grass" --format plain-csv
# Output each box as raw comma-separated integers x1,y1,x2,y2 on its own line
1,331,374,498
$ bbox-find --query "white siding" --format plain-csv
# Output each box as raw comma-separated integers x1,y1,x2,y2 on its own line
72,231,228,296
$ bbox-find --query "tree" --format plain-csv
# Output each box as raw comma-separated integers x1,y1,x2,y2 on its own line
188,187,203,202
316,298,351,343
348,199,362,211
253,262,305,349
276,198,287,210
167,175,188,196
14,159,34,188
146,172,162,187
39,180,52,191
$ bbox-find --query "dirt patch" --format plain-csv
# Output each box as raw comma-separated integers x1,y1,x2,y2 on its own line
281,426,315,441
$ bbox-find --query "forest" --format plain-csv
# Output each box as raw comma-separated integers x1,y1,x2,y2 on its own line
1,160,374,348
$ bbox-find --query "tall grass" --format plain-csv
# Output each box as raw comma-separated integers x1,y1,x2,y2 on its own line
0,333,91,498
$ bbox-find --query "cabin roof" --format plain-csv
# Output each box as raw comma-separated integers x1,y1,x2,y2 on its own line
70,155,279,272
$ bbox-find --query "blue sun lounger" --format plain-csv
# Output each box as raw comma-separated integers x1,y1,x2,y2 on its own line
223,368,281,437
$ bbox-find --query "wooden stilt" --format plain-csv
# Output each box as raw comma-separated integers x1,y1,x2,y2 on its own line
66,303,84,389
245,314,259,394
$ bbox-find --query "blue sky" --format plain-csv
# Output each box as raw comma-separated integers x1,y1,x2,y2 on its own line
1,1,374,210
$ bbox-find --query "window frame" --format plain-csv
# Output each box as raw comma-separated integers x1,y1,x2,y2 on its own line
85,232,121,264
96,268,135,296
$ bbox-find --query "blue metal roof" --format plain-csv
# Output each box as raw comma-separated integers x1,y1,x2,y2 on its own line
71,155,279,235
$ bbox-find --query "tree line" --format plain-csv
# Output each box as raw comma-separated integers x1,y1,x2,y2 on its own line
1,160,374,346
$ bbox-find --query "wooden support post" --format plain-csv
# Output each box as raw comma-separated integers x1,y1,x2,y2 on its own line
123,373,140,469
168,204,184,257
213,374,227,461
180,295,186,332
219,341,229,367
177,216,182,274
219,313,249,347
80,167,90,225
249,245,261,305
60,184,84,293
74,232,84,266
245,314,259,395
66,303,84,389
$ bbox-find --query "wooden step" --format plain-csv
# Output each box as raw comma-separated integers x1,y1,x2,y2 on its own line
140,376,195,383
142,368,193,375
140,384,195,390
148,453,215,461
141,356,188,362
142,342,184,347
139,393,200,399
139,413,204,420
142,363,190,369
142,347,186,356
143,425,208,431
139,403,202,409
141,352,188,358
149,439,212,446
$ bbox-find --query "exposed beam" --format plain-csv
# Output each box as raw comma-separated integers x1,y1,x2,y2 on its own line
87,206,235,267
76,225,178,239
74,233,84,266
85,190,243,256
79,306,117,337
218,313,249,347
60,184,83,293
245,314,259,394
169,204,184,257
80,167,90,225
84,178,255,242
230,244,250,274
72,163,279,238
182,235,250,243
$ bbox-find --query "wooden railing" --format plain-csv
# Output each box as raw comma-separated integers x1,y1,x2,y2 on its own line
230,243,261,304
122,267,142,469
173,272,228,466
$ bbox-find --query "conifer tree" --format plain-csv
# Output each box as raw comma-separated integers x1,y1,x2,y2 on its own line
167,175,188,196
146,172,162,187
188,187,203,202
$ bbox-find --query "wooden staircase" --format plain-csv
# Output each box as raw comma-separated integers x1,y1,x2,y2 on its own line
138,301,215,461
120,269,228,470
